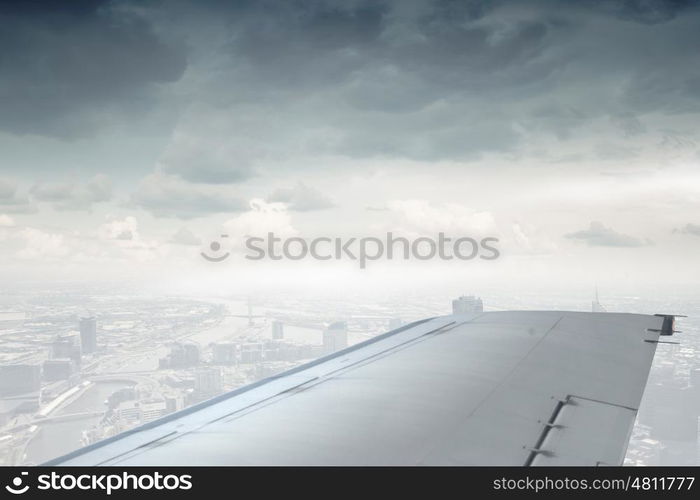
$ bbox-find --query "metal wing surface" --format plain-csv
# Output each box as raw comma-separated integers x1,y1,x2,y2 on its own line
47,311,667,466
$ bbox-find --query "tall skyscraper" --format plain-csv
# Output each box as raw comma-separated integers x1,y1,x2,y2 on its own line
272,320,284,340
323,321,348,355
79,316,97,353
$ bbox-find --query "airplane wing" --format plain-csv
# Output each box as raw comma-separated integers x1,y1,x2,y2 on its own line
46,311,669,466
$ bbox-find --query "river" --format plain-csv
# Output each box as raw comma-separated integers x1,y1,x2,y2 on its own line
23,380,134,465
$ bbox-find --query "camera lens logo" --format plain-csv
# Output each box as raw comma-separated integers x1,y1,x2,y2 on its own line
5,472,29,495
200,234,230,262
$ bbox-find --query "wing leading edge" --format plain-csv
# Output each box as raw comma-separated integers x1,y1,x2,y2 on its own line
46,311,666,466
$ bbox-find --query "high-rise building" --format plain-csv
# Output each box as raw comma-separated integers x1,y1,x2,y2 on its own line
42,359,75,381
115,401,142,428
452,295,483,314
106,387,137,409
323,321,348,354
114,398,168,430
79,317,97,354
183,343,200,365
195,368,222,398
139,398,168,423
212,343,237,364
272,320,284,340
159,342,200,368
165,395,185,414
0,364,41,397
51,334,82,366
51,337,73,359
240,342,264,364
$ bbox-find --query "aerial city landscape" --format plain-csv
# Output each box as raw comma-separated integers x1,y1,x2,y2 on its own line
0,287,698,466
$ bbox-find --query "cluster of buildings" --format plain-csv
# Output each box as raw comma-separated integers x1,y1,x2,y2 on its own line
158,342,200,369
0,317,98,426
155,320,350,398
0,295,226,464
79,317,354,448
206,321,349,368
210,340,322,365
83,389,186,446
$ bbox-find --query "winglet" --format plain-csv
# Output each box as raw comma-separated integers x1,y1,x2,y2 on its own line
652,314,685,336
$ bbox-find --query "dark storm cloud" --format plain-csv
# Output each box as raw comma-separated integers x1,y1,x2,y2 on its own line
0,0,186,138
215,0,389,89
610,112,647,137
4,0,700,212
0,178,36,214
157,130,258,184
30,175,113,211
96,0,700,221
591,0,696,24
156,0,700,167
220,0,552,100
140,0,557,169
565,221,650,247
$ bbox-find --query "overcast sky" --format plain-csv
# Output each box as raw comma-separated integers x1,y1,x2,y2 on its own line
1,0,699,298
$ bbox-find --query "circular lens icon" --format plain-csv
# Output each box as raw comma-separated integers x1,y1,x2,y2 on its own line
201,234,231,262
5,472,29,495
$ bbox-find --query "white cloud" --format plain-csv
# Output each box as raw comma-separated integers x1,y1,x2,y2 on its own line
222,199,298,250
510,222,559,255
16,227,70,259
565,221,651,247
0,214,15,227
170,227,201,246
385,200,497,235
99,216,140,241
30,174,113,211
268,182,335,211
130,173,249,218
